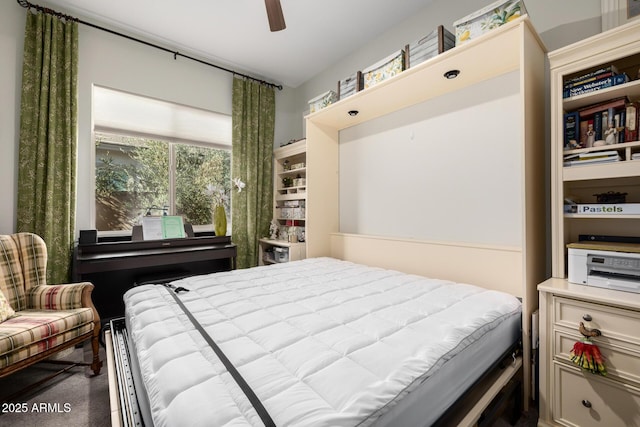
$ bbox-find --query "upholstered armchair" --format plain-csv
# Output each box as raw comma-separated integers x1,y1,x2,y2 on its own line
0,233,102,378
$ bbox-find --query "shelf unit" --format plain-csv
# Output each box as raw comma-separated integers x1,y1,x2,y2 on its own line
546,19,640,278
538,18,640,427
305,16,546,408
259,139,307,266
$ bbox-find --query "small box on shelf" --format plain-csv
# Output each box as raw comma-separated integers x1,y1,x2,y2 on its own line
308,91,337,113
274,246,289,263
338,72,362,100
405,25,455,68
454,0,526,45
362,50,405,90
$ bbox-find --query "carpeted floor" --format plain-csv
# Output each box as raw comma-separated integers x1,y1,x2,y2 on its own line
0,343,109,427
0,342,538,426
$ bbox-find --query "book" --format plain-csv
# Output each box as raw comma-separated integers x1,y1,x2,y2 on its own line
593,111,602,141
563,150,621,166
141,215,185,240
565,65,618,86
579,120,589,147
616,109,626,143
578,96,627,119
564,71,615,90
625,102,639,142
563,74,629,98
563,112,579,148
566,203,640,215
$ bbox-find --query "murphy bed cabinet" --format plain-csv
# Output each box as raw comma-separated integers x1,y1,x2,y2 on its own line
538,19,640,427
259,139,307,265
305,16,546,409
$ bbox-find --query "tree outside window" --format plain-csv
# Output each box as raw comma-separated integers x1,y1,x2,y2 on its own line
95,132,230,231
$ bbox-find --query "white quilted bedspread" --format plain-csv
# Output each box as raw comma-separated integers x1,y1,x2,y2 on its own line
124,257,521,427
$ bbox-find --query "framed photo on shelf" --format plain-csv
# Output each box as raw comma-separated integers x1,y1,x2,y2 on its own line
602,0,640,30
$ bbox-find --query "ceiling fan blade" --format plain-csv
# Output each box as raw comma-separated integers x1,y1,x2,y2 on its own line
265,0,286,32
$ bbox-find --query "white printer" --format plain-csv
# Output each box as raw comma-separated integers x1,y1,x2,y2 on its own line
568,242,640,294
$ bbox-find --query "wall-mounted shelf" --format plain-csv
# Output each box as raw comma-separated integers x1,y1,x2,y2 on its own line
305,16,541,131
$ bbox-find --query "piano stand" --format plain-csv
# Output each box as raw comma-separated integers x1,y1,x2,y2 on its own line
72,235,237,320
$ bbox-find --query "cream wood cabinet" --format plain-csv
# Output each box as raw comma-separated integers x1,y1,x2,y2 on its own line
538,279,640,426
305,16,546,407
538,18,640,427
259,139,307,265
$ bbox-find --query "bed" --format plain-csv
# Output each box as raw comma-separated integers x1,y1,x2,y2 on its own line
107,257,522,427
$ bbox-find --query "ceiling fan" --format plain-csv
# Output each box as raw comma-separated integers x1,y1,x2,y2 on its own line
265,0,286,32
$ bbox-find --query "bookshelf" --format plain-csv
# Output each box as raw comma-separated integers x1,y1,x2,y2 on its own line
547,20,640,277
259,139,307,265
538,18,640,427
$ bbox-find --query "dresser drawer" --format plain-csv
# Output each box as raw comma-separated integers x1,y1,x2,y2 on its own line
554,330,640,386
554,297,640,345
554,363,640,427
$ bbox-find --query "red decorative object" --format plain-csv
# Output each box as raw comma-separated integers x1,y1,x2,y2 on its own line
570,339,606,375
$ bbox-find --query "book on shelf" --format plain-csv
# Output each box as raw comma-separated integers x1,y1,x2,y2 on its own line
565,203,640,215
615,108,626,143
563,74,629,98
625,102,639,142
563,150,621,166
593,111,609,141
577,96,627,118
567,97,639,145
564,65,618,87
563,112,579,148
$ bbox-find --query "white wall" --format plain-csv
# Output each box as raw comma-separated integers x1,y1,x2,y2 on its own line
0,3,26,234
339,72,522,246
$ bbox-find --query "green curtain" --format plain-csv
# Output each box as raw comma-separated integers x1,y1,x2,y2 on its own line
231,78,275,269
17,11,78,284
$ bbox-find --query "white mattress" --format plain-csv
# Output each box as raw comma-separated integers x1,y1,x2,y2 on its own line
123,257,521,427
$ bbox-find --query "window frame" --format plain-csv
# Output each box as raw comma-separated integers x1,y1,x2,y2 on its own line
91,85,232,237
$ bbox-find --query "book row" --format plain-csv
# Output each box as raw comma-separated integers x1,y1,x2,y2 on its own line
564,96,639,149
562,64,629,98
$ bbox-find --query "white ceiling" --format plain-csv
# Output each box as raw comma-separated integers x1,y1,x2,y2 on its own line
40,0,434,88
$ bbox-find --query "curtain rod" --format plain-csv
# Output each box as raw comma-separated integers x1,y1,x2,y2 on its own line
16,0,283,90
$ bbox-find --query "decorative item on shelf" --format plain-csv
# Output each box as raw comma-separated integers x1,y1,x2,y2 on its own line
308,90,337,113
279,227,289,242
269,219,279,240
406,25,455,69
205,184,229,236
282,176,293,188
362,50,405,90
594,191,627,203
569,322,606,376
454,0,526,45
283,159,290,170
338,71,362,100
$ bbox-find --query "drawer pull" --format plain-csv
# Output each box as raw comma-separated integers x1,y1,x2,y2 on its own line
582,399,592,409
582,314,592,321
579,322,601,338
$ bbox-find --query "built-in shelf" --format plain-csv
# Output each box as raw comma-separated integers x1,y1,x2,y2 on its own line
305,16,539,131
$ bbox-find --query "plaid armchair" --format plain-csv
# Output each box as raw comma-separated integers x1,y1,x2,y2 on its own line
0,233,102,377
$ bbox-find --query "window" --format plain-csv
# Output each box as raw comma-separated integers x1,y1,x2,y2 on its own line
93,86,232,232
95,133,230,231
